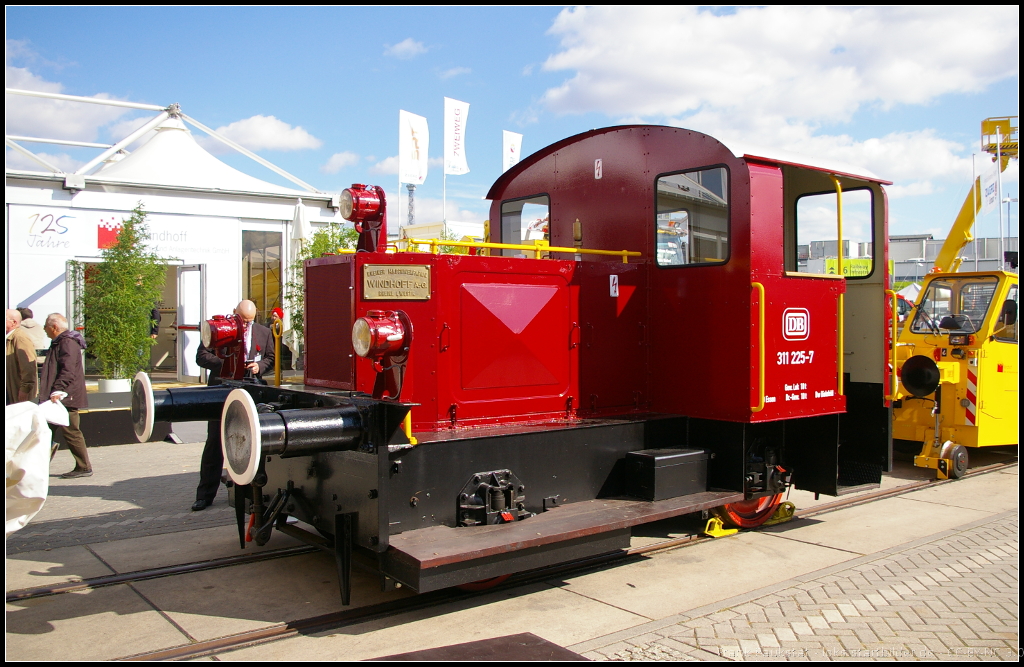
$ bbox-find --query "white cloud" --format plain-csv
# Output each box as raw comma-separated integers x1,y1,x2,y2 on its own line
541,7,1017,122
5,147,83,172
885,182,936,200
369,156,444,176
5,62,132,141
395,195,481,226
439,66,471,80
369,155,399,175
384,38,427,60
207,115,322,152
320,151,361,174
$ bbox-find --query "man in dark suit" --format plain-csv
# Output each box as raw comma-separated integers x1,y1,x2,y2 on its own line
192,299,274,511
38,313,92,478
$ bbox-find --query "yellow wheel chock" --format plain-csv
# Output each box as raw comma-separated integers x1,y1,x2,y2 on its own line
703,516,739,538
763,501,796,526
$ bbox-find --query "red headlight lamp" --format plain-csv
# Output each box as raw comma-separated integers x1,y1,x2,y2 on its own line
340,184,384,230
353,310,407,370
202,314,242,349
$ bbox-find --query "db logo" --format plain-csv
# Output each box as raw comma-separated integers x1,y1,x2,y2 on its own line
783,308,809,341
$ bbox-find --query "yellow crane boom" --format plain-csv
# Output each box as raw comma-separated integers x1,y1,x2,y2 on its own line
930,116,1017,274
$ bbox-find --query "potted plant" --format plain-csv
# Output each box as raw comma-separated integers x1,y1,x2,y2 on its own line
71,204,166,392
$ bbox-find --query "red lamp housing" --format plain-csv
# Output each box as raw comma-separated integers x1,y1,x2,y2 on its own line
340,184,384,225
351,310,413,400
352,310,407,368
340,184,388,253
202,314,242,349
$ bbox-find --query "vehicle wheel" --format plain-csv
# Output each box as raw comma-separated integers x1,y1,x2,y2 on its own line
713,493,783,529
456,574,511,592
949,445,969,479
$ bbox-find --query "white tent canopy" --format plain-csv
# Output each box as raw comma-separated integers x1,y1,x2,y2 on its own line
95,118,310,196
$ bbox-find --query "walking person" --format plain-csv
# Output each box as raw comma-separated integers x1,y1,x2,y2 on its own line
192,300,274,510
6,309,38,405
39,313,92,478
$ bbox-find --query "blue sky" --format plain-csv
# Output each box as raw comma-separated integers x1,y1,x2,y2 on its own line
6,6,1019,240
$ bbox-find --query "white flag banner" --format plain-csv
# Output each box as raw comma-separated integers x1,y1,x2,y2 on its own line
399,110,429,185
502,130,523,173
444,97,470,176
979,156,999,215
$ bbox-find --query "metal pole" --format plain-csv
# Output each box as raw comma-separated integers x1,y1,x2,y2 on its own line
5,87,166,111
996,129,1004,269
180,114,320,193
75,111,170,175
973,154,979,271
5,138,63,173
6,135,115,149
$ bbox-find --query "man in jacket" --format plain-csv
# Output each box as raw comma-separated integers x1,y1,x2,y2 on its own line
191,299,274,510
39,313,92,478
18,307,50,354
6,309,38,404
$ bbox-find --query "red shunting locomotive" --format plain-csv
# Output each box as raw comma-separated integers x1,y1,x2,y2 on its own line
135,125,893,603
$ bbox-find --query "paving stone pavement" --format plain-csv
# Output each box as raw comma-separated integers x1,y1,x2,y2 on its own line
6,435,235,554
577,512,1019,661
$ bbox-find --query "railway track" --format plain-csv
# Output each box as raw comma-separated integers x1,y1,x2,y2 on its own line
6,460,1015,661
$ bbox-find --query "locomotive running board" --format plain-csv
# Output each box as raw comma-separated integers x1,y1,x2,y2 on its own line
382,490,742,593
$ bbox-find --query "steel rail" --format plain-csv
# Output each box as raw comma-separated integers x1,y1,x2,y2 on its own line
5,545,318,603
112,459,1015,661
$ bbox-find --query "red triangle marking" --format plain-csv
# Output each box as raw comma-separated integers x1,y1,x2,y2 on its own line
462,283,558,334
616,284,637,317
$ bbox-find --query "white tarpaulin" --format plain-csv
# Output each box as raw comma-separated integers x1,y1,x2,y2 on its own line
444,97,470,176
291,198,311,241
897,283,921,302
6,402,53,536
502,130,523,173
399,110,429,185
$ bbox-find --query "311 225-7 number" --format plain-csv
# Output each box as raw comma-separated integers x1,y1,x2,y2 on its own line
777,350,814,365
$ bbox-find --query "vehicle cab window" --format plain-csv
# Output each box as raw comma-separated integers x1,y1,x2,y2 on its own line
910,277,999,336
655,166,729,267
500,195,549,257
993,283,1018,343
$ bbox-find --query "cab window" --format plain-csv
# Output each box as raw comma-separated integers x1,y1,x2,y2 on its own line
500,195,549,256
910,277,999,335
794,188,873,277
993,283,1018,343
655,167,729,267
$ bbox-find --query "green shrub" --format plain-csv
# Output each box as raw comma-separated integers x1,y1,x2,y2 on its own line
70,204,166,379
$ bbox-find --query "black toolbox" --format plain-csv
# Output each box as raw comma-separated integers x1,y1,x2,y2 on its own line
625,449,708,501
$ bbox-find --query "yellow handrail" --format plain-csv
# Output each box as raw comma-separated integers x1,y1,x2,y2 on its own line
402,237,641,264
884,289,898,400
832,177,845,397
271,319,283,387
751,281,766,413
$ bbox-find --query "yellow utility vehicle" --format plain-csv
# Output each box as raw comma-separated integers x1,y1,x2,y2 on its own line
892,118,1019,478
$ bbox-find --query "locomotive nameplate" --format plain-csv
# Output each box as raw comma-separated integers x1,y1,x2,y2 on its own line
362,264,431,300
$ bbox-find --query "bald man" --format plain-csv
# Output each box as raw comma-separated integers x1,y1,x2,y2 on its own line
6,309,38,405
192,300,275,510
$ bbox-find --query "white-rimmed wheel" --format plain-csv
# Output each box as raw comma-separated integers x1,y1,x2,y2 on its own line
131,371,155,442
221,389,261,485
